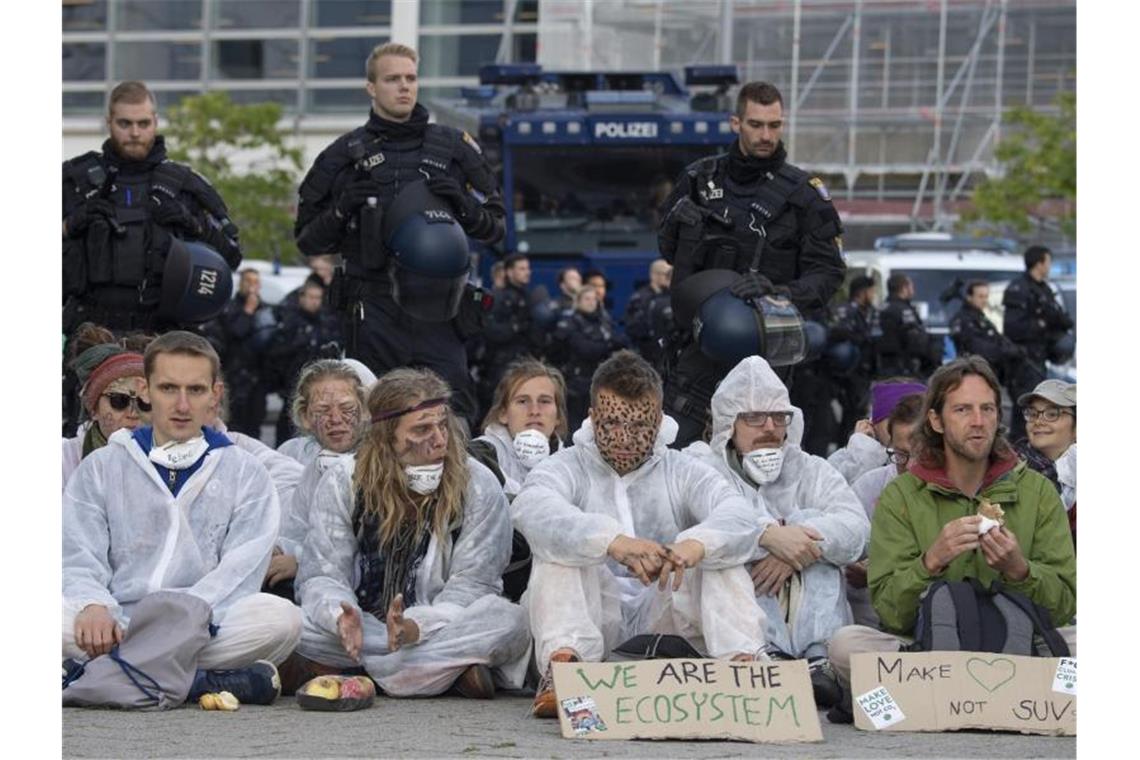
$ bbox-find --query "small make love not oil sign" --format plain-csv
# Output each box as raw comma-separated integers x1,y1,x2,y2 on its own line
851,652,1075,736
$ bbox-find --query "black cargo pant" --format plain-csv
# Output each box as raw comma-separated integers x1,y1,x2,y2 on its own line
344,291,477,430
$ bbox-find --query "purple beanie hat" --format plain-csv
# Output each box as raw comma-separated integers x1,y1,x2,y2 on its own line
871,382,928,424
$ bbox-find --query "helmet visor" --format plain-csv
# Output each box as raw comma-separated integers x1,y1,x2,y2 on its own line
391,268,467,323
757,297,807,367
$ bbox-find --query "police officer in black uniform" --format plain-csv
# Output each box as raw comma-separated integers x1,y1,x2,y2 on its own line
1002,245,1074,441
293,43,504,426
828,274,879,444
948,279,1024,386
877,272,940,379
624,258,673,367
657,81,846,447
480,253,540,410
62,80,241,336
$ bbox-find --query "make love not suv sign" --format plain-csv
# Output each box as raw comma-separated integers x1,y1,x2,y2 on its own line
551,658,823,743
851,652,1075,736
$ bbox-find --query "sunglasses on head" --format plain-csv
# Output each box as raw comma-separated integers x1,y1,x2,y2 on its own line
103,392,151,413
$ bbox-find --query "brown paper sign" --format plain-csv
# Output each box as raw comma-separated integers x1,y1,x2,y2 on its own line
551,658,823,743
851,652,1075,736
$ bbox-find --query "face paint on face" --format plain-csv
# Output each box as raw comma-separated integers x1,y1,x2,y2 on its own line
589,390,661,475
95,376,148,437
393,405,450,467
306,378,362,453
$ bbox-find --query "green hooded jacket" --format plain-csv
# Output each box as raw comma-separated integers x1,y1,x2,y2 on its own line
868,453,1076,636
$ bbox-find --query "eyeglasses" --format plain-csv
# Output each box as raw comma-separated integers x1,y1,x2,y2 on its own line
103,392,151,413
886,448,910,466
738,411,794,428
1021,406,1072,423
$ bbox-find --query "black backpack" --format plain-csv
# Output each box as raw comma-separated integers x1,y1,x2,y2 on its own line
909,578,1070,657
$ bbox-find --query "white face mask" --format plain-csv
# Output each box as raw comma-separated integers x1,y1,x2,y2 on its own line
405,462,444,495
742,447,785,485
316,449,343,473
512,429,550,468
149,435,209,470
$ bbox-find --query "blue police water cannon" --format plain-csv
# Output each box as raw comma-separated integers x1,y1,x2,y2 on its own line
158,238,234,324
684,65,740,112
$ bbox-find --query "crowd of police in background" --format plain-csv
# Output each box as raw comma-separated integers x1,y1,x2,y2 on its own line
61,86,1075,462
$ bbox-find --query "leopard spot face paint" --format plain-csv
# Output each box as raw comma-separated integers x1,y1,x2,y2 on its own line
590,390,661,475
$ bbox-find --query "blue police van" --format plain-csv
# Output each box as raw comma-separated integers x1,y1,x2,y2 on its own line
430,63,742,328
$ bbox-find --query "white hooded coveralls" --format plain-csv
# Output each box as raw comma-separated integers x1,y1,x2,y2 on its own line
295,456,530,697
62,428,301,669
512,415,767,671
685,357,870,659
826,431,888,484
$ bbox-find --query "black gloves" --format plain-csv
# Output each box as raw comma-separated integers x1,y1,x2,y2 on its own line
665,196,733,230
151,193,202,238
65,198,116,238
335,179,383,220
729,273,778,299
426,175,479,222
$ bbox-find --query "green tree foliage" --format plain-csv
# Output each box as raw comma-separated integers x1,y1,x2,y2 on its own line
962,91,1076,238
163,91,303,262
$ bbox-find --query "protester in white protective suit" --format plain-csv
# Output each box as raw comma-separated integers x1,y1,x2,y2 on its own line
289,367,530,699
268,359,370,603
684,356,870,708
63,331,302,705
845,392,924,628
827,379,926,483
513,350,768,719
277,358,376,466
470,358,570,603
62,346,150,492
472,358,569,497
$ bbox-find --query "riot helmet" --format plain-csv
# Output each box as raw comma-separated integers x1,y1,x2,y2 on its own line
674,269,808,367
383,179,471,322
157,237,233,324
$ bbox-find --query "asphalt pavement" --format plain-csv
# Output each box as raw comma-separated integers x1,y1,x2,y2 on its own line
63,694,1075,759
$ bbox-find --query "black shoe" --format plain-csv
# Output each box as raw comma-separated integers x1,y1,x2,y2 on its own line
809,658,842,709
188,660,281,705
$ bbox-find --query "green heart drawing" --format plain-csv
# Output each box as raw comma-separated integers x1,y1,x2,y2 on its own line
966,657,1017,693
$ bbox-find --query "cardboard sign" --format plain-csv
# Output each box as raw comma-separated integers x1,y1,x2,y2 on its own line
851,652,1075,736
551,658,823,743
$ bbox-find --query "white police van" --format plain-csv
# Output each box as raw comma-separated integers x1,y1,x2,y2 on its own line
841,233,1025,339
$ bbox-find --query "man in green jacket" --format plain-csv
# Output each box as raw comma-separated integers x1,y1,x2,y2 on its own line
826,355,1076,723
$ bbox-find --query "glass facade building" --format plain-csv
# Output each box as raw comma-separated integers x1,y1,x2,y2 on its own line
62,0,539,117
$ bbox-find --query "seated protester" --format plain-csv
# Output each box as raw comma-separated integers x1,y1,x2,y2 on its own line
271,360,370,602
278,358,376,466
683,356,869,708
472,358,569,497
1014,380,1077,546
470,358,570,603
845,393,924,629
513,351,768,719
826,356,1076,723
63,331,302,706
63,346,149,492
290,368,530,699
827,379,925,483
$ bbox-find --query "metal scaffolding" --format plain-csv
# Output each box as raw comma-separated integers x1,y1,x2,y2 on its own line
536,0,1076,232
